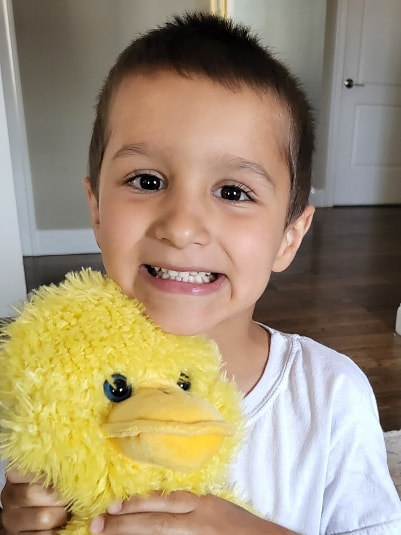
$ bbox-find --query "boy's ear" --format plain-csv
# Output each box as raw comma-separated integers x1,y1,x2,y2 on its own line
83,177,101,248
272,205,315,273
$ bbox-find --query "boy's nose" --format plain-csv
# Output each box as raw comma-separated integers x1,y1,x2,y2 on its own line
151,196,211,249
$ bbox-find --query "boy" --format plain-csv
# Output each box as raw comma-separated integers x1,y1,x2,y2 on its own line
1,12,400,535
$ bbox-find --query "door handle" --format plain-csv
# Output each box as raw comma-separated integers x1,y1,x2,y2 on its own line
344,78,365,89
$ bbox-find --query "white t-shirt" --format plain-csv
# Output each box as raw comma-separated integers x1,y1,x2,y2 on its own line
231,327,401,534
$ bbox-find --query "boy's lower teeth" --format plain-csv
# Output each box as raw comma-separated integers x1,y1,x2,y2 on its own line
146,266,216,283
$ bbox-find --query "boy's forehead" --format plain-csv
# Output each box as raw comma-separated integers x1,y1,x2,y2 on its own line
108,70,290,150
112,69,286,118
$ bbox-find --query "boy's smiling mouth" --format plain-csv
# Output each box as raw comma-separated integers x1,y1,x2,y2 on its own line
145,265,218,284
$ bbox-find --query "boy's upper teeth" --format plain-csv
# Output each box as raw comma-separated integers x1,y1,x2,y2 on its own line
152,267,216,283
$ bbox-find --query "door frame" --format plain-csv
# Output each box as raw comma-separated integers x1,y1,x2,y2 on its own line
318,0,348,206
0,0,37,256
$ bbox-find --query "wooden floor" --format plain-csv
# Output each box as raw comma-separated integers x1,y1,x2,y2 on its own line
22,206,401,431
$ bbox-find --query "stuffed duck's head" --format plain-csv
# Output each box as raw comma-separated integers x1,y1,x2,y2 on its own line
0,270,244,524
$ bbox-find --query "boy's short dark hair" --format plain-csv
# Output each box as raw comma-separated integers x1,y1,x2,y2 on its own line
88,12,314,224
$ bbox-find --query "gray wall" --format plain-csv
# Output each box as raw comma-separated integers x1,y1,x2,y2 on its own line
12,0,327,234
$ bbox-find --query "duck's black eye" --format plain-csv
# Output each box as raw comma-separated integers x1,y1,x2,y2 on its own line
103,374,132,402
177,372,191,391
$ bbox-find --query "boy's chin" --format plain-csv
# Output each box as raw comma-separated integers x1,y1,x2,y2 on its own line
144,308,212,338
152,318,207,337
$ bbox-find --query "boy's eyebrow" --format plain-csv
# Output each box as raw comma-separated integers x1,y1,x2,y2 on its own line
111,144,275,186
112,143,148,160
227,156,275,186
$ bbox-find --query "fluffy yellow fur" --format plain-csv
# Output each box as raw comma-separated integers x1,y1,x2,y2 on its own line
0,270,246,534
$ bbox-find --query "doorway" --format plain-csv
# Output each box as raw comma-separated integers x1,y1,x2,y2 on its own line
327,0,401,205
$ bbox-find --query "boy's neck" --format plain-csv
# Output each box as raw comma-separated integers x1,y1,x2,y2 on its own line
207,315,270,395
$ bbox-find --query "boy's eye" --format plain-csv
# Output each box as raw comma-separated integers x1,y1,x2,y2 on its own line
214,184,253,202
127,173,165,191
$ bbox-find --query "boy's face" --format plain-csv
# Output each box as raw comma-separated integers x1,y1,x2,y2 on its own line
86,70,312,336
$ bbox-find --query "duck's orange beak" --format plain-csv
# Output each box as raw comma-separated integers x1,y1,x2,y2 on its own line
101,386,233,472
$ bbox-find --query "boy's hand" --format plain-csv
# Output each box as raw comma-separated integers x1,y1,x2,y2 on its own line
90,491,299,535
1,469,68,534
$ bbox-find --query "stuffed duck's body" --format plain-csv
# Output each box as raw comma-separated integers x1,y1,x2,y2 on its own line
0,270,246,534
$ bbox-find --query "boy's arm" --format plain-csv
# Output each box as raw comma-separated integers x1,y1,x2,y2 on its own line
89,491,300,535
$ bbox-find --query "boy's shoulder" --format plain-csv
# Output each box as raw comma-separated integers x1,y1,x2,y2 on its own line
251,325,377,415
269,326,370,387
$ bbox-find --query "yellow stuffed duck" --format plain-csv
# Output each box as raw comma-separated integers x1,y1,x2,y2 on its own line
0,269,247,534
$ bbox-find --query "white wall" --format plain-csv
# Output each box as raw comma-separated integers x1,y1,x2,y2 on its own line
0,63,27,316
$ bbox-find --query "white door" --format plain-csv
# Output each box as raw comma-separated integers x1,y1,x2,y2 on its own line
333,0,401,205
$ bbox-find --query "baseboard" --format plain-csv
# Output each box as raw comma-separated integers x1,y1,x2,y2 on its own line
36,228,100,256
